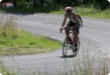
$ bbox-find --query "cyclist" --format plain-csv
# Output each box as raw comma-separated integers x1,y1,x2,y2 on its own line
60,6,83,51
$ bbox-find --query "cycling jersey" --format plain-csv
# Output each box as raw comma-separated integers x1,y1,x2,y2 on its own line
68,11,76,23
67,11,80,34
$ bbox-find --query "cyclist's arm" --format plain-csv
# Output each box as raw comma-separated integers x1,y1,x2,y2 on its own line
61,14,67,28
78,14,83,25
72,14,79,29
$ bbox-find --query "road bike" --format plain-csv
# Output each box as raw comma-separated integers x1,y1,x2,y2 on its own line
62,28,80,57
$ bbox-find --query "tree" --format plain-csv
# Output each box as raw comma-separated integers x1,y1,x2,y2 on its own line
98,0,109,9
33,0,37,7
32,0,45,7
13,0,16,7
40,0,44,6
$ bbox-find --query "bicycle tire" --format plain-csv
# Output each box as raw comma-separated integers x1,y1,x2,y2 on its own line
72,38,80,54
62,37,69,56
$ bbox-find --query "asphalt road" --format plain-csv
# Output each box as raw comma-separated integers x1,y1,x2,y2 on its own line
0,13,110,75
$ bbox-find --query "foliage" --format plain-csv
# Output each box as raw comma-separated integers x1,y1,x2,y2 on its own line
1,0,110,10
49,6,110,18
0,17,61,55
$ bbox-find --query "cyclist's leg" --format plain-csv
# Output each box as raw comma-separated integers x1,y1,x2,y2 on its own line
64,25,69,37
74,30,79,46
73,24,80,51
64,21,72,37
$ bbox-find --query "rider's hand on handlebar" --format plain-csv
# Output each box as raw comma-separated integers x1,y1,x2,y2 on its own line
60,27,64,33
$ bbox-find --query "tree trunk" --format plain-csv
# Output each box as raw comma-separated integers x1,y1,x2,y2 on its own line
40,0,44,6
33,0,37,7
13,0,16,7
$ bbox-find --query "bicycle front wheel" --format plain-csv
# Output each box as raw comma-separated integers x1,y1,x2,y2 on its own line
62,38,69,57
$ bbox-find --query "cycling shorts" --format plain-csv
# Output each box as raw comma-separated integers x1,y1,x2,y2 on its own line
67,21,80,33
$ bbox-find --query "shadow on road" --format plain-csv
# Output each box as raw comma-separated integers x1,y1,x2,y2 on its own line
59,54,77,58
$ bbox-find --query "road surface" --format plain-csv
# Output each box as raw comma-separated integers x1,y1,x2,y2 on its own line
0,13,110,75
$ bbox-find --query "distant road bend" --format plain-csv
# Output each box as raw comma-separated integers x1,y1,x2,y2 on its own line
0,13,110,75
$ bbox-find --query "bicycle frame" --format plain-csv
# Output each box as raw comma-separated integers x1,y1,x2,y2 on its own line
62,28,80,57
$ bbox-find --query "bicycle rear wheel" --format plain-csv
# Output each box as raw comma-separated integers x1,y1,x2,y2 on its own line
62,37,69,57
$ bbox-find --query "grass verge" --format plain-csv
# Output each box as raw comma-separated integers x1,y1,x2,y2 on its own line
0,30,61,56
75,6,110,18
49,6,110,18
50,7,110,18
0,16,61,56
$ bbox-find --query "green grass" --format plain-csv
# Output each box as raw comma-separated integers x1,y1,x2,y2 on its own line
49,7,110,18
0,30,61,56
0,17,61,56
75,7,110,18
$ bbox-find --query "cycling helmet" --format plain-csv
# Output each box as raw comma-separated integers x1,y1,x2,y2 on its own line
65,6,73,11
